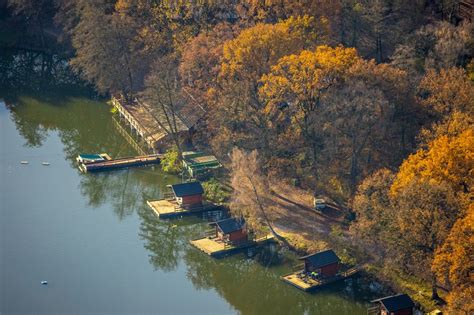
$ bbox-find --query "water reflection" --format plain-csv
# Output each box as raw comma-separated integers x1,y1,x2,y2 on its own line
0,48,82,91
3,92,176,219
1,50,373,314
138,208,196,272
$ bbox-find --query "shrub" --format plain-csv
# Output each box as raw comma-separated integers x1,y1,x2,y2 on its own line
202,178,231,203
161,147,183,174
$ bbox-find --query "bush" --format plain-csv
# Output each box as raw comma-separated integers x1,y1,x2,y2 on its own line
161,147,183,174
202,178,231,203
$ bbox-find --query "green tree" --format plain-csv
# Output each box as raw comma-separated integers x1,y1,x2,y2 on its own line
160,146,183,174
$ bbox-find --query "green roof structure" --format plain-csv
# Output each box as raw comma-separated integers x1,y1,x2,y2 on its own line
182,151,222,178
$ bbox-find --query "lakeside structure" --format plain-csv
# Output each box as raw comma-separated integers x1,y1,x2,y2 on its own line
182,151,222,178
78,153,162,172
147,181,221,219
368,294,416,315
281,249,359,291
191,217,275,257
111,95,205,153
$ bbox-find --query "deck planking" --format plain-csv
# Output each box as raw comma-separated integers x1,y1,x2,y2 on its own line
147,199,222,219
190,234,275,258
281,267,360,291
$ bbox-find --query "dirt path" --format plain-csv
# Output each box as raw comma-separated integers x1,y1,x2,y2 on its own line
264,180,347,251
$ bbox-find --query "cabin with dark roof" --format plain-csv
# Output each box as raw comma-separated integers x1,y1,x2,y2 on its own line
299,250,340,277
369,294,415,315
170,182,204,209
213,217,248,245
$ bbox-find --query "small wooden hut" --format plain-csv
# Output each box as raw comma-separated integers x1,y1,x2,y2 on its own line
213,218,247,245
170,182,204,209
370,294,415,315
299,249,340,277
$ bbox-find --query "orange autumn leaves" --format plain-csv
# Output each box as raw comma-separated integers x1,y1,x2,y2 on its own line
391,129,474,199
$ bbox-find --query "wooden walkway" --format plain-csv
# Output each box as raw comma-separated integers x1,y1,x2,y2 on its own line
80,154,162,172
280,267,360,291
112,116,149,155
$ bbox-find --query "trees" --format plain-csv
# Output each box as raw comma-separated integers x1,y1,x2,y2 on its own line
8,0,57,50
351,169,396,261
229,148,275,236
392,179,460,299
141,55,187,155
260,45,359,183
179,22,239,110
391,21,473,74
432,204,474,314
261,47,411,191
391,129,474,199
418,67,474,117
324,59,411,188
214,17,326,158
68,0,141,99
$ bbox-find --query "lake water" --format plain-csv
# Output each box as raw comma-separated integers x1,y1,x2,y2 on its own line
0,58,371,315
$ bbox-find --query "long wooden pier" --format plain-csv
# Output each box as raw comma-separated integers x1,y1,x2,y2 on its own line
80,154,162,173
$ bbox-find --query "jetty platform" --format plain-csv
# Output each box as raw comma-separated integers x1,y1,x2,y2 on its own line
76,153,112,164
280,267,359,291
112,95,201,152
80,154,162,172
190,234,275,258
147,199,221,219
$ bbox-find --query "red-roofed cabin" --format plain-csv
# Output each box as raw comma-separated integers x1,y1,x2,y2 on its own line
370,294,415,315
213,218,247,245
300,249,341,277
170,182,203,209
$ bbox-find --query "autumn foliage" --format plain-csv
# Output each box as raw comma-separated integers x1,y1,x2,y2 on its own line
9,0,472,311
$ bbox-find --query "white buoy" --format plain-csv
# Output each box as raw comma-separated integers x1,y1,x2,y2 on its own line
41,280,48,285
20,161,29,164
42,162,50,166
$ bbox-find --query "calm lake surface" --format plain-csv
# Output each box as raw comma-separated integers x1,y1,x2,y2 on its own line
0,71,371,314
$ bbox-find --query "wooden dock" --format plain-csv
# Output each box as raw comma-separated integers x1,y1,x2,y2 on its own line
190,234,275,258
112,96,190,152
280,267,360,291
112,116,149,155
80,154,162,172
76,153,112,164
147,199,222,219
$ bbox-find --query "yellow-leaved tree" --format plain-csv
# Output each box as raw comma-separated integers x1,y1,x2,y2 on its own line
391,129,474,200
259,45,359,182
432,204,474,314
214,16,328,158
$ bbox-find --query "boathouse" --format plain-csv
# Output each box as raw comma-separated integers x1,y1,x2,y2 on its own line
300,249,340,277
182,151,222,178
170,182,204,209
369,294,415,315
213,217,247,245
112,95,205,153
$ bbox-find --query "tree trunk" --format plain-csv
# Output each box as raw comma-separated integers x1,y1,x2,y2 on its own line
247,176,293,249
431,273,439,300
